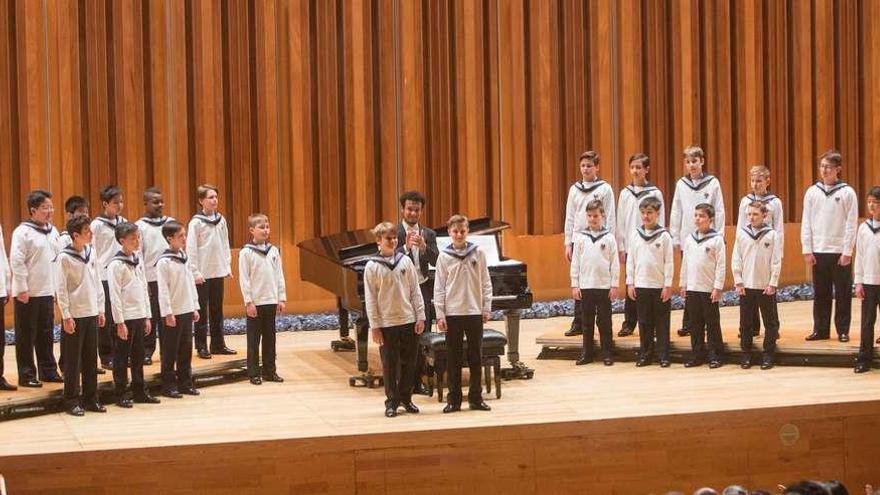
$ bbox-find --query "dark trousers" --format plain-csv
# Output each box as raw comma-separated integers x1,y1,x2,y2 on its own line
622,255,638,329
113,318,147,396
145,281,163,359
160,312,194,392
580,289,613,359
61,316,98,406
246,304,277,378
412,280,433,389
446,314,483,406
686,291,724,362
572,298,583,331
739,289,780,359
99,282,115,366
14,296,58,382
857,284,880,364
1,297,7,378
380,323,416,408
196,277,227,351
636,288,671,361
812,252,852,337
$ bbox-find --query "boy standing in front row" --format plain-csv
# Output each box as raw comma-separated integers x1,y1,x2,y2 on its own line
434,215,493,413
55,215,107,415
801,150,858,343
107,222,160,408
155,221,201,397
732,202,782,370
365,222,426,417
571,200,619,366
680,204,726,368
626,197,674,367
853,187,880,373
238,214,287,385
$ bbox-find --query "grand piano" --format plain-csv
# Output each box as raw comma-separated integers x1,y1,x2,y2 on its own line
297,217,534,387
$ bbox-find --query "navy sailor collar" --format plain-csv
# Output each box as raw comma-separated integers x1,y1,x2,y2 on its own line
865,219,880,235
746,192,778,203
814,181,849,196
59,245,92,264
741,224,773,240
243,243,274,256
20,220,53,235
637,225,667,242
690,229,720,244
139,216,171,227
443,242,479,260
110,250,140,267
574,179,608,194
95,215,125,228
193,212,223,226
368,252,406,270
156,248,188,264
679,174,716,191
580,228,611,243
624,183,658,198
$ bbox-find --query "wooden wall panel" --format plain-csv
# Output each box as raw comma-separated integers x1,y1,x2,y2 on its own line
0,0,879,313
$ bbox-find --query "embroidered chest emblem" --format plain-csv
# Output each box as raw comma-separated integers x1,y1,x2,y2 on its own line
703,192,709,198
600,243,606,250
705,246,711,253
593,193,600,200
764,241,770,248
655,242,661,248
835,197,841,202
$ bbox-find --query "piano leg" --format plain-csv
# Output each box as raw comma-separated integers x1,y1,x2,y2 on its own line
500,309,535,380
331,297,355,352
348,314,383,388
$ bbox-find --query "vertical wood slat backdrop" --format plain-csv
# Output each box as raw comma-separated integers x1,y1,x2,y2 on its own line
0,0,878,312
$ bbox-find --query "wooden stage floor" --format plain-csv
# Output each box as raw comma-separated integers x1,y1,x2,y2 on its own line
1,299,879,493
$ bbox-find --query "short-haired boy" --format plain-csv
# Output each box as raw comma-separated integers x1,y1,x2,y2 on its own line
365,221,426,417
853,187,880,373
58,195,90,248
238,214,287,385
11,190,63,387
801,150,858,343
92,184,126,370
156,221,201,396
564,151,616,337
434,214,493,413
107,222,160,408
188,184,236,358
670,145,726,337
56,215,107,415
571,200,619,366
626,197,674,367
732,202,782,370
680,203,726,368
136,187,174,365
616,153,665,337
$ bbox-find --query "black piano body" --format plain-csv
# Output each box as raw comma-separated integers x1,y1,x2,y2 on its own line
297,217,534,387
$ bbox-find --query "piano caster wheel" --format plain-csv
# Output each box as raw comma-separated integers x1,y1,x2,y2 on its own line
331,337,356,352
501,362,535,380
349,373,383,388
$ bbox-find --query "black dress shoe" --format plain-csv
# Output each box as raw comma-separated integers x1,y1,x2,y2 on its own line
0,378,18,391
262,373,284,383
575,354,593,366
211,346,237,355
96,367,106,375
401,402,419,413
564,328,583,337
684,360,703,368
197,349,212,359
413,383,431,396
43,374,64,383
385,406,397,417
116,398,133,408
84,402,107,413
760,359,774,370
101,361,114,370
618,323,635,337
144,356,153,365
163,390,183,399
854,363,870,374
19,378,43,388
635,358,651,367
659,360,671,368
468,401,491,411
133,393,161,404
443,403,461,413
603,358,614,366
249,377,262,385
838,334,850,343
708,360,723,369
740,356,752,369
180,387,200,396
677,328,690,337
66,404,85,417
805,333,829,341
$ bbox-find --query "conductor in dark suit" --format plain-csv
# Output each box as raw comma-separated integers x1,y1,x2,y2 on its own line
397,191,439,396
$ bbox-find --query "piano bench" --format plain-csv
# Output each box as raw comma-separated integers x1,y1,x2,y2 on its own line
420,329,507,403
